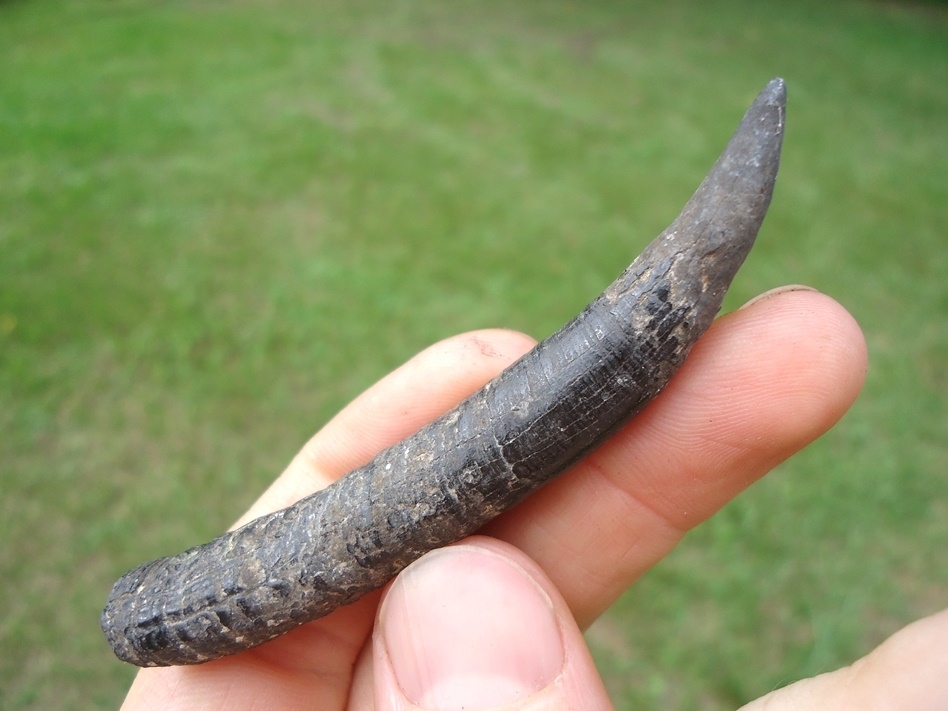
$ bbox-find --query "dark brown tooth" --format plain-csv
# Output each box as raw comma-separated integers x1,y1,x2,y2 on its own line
101,79,786,667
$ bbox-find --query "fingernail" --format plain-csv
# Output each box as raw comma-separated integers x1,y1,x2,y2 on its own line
377,544,565,710
739,284,820,310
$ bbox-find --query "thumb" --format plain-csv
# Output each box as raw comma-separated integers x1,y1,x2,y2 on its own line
739,607,948,710
372,536,613,711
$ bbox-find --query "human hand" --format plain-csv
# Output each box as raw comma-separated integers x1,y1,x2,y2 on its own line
118,287,945,710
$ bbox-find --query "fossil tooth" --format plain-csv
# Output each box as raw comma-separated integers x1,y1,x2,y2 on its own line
102,78,786,667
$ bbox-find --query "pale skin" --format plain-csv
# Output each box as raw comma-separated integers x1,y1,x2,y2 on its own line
120,287,948,710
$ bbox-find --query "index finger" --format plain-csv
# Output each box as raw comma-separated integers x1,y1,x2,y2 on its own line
486,287,866,626
245,287,865,629
232,328,538,529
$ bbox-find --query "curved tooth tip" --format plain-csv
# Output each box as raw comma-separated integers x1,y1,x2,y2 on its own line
759,78,787,108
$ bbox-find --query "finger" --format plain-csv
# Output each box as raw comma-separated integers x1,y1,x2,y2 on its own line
738,607,948,710
121,329,537,711
484,288,868,626
122,288,865,708
120,584,380,710
371,536,613,711
233,329,537,528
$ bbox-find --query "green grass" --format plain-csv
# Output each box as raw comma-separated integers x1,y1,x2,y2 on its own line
1,0,946,708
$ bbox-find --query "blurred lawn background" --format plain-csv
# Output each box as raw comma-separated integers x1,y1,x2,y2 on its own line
1,0,945,708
